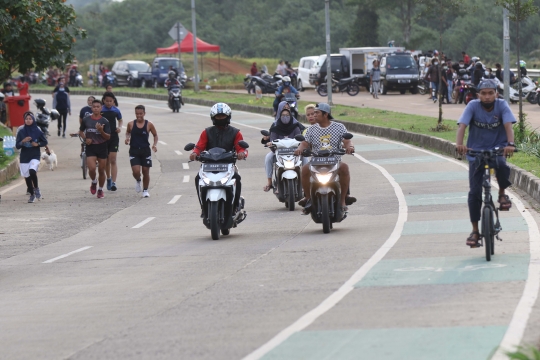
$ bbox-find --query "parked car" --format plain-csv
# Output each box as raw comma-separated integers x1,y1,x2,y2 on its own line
296,56,318,91
146,57,187,88
111,60,152,87
377,52,420,95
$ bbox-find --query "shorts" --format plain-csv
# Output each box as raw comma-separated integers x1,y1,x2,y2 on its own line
129,147,152,167
20,159,40,177
107,135,119,153
86,142,109,159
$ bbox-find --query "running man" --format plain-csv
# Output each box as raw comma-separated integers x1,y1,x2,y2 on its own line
101,92,123,191
79,99,111,199
79,96,95,125
125,105,158,198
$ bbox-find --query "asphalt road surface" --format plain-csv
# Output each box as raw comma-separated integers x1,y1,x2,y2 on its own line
1,95,539,360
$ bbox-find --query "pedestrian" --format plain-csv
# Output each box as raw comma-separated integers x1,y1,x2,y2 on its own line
462,51,470,66
276,60,287,76
53,79,71,138
250,62,258,76
425,58,440,102
15,112,48,203
79,99,111,199
446,60,455,104
370,60,381,99
495,63,503,82
100,92,123,191
124,105,158,198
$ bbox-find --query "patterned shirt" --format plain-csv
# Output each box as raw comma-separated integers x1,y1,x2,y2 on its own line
304,122,348,156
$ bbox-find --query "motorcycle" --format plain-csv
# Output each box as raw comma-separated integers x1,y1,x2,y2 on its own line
463,82,477,105
317,74,360,97
418,78,430,95
75,72,84,87
34,99,60,137
103,71,117,87
295,132,354,233
167,84,183,112
184,142,249,240
281,92,300,119
245,73,282,94
261,130,303,211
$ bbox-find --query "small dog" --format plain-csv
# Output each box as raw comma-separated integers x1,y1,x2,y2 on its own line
41,150,57,171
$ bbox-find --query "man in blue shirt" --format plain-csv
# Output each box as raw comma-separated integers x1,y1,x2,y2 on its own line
101,92,123,191
273,76,298,115
456,79,516,247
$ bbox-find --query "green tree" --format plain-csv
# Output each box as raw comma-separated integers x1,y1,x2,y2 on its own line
347,3,379,47
0,0,86,81
496,0,539,137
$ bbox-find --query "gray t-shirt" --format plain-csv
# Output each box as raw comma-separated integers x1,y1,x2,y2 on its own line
304,121,347,156
371,67,381,81
80,115,111,145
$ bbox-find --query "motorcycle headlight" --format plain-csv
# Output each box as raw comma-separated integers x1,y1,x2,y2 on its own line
284,160,295,169
220,176,229,185
202,177,210,185
315,173,332,184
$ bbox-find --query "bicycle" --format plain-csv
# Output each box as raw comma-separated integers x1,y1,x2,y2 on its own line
70,134,87,179
466,148,516,261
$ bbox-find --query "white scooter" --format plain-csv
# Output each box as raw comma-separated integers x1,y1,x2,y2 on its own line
261,130,303,211
184,142,249,240
499,76,536,103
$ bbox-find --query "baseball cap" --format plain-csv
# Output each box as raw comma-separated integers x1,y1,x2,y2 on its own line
315,103,333,119
477,79,498,90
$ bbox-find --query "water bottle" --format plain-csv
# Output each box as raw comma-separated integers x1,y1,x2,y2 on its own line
3,136,14,156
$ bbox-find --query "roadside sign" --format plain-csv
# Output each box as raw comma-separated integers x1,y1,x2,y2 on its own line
169,22,187,42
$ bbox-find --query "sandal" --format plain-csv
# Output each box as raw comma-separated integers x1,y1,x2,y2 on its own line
298,197,308,207
498,194,512,211
301,199,312,215
466,231,481,248
345,196,356,206
263,184,273,192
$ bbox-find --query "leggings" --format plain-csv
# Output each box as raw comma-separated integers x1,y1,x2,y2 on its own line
25,169,38,194
57,110,68,133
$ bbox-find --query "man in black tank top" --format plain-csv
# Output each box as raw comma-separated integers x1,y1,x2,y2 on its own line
125,105,159,198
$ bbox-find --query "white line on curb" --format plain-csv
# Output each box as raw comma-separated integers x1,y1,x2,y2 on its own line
0,179,24,196
175,150,182,155
159,141,167,145
182,163,189,170
168,195,182,205
43,246,93,264
132,217,156,229
183,175,190,183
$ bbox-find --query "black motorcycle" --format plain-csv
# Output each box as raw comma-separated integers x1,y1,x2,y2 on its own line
317,75,360,97
167,84,183,112
281,92,300,119
245,73,282,94
34,99,59,137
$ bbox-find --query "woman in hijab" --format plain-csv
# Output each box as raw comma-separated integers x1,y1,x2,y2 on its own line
15,112,48,203
262,101,302,192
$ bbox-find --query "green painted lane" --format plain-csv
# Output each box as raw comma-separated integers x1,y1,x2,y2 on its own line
262,326,506,360
405,192,468,206
354,143,407,152
403,217,528,235
354,253,529,287
371,156,442,165
393,171,468,183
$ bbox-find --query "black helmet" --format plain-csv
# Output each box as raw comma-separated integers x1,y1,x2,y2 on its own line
3,81,12,88
168,71,176,79
34,98,46,108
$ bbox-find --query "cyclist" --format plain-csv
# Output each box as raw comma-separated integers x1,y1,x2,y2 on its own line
456,79,516,247
100,92,123,191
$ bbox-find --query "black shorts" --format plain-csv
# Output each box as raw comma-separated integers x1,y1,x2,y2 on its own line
107,135,119,153
129,147,152,167
86,143,108,160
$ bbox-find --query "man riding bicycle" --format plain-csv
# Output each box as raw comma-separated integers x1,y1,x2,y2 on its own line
456,79,516,248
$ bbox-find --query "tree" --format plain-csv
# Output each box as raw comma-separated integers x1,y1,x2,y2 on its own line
347,3,379,47
0,0,86,81
496,0,539,137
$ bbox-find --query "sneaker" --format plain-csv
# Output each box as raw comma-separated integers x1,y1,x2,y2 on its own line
34,187,42,200
28,194,35,203
111,182,117,191
90,182,97,195
97,189,104,198
135,180,142,193
57,129,61,136
26,187,31,195
142,190,150,198
106,178,112,191
62,133,66,138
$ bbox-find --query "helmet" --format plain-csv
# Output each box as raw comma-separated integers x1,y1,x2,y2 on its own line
471,56,480,63
168,71,176,79
282,76,291,86
34,98,46,108
433,49,439,55
475,62,483,68
210,102,232,125
477,79,498,90
50,109,60,120
519,60,526,67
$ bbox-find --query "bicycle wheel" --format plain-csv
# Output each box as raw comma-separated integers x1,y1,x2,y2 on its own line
82,153,87,179
482,206,493,261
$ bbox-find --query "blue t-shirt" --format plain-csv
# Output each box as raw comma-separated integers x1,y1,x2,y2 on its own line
275,85,298,96
79,106,92,120
457,99,516,160
101,105,123,135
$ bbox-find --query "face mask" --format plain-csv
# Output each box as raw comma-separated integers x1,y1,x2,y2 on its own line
59,87,64,91
283,82,290,87
214,118,228,127
481,101,495,109
434,62,439,65
459,64,464,68
485,71,490,76
443,66,448,70
280,115,291,124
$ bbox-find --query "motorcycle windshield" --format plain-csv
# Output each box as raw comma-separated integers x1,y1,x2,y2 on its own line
283,93,296,101
200,147,235,163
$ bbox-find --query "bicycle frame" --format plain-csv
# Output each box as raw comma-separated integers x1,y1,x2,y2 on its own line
480,157,503,241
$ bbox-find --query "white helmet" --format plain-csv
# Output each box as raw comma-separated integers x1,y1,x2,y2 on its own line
210,102,232,125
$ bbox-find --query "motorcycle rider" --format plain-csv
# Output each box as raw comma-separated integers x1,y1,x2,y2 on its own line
164,71,184,107
189,103,247,214
273,76,299,115
519,60,527,77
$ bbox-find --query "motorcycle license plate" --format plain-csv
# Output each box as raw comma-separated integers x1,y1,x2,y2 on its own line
277,147,296,155
311,157,337,165
203,163,229,172
398,80,411,84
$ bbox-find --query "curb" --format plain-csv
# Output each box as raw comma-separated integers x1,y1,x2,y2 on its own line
28,89,540,203
0,158,19,185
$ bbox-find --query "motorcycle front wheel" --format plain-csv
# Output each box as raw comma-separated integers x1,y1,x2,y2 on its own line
317,84,328,97
287,179,296,211
347,83,360,96
526,92,538,104
209,201,220,240
321,194,331,233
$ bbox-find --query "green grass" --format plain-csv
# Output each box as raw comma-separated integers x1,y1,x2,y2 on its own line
506,345,540,360
0,125,17,171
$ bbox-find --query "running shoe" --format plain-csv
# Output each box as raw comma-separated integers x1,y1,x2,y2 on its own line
97,189,104,198
28,194,35,203
142,190,150,198
135,180,142,193
106,178,112,191
111,182,117,191
90,182,97,195
62,133,66,138
34,187,41,200
58,129,61,136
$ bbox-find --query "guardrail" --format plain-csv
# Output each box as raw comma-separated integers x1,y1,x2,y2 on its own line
510,68,540,79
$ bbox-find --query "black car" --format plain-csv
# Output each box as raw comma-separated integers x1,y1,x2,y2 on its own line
378,53,420,95
111,60,151,87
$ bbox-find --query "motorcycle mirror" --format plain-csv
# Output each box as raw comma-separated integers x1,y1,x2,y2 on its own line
238,140,250,149
260,130,270,136
342,133,353,140
184,143,195,151
294,134,306,142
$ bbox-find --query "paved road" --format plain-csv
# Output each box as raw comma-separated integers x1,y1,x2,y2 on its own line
1,95,539,359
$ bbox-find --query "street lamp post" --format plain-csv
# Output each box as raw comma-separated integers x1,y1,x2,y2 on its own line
503,8,510,103
325,0,332,106
191,0,199,92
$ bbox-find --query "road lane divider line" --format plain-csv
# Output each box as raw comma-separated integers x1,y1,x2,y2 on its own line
168,195,182,205
159,141,167,145
132,217,156,229
42,246,93,264
183,175,190,183
243,153,408,360
182,163,189,170
175,150,182,155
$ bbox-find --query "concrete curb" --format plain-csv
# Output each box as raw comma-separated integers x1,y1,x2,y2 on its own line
28,89,540,203
0,158,19,185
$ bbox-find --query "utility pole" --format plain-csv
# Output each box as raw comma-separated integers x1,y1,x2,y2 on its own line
503,8,510,102
191,0,199,92
324,0,332,105
177,22,181,61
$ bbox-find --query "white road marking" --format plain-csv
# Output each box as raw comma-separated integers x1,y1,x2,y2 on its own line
42,246,93,264
243,153,408,360
158,141,167,145
183,175,189,183
168,195,182,204
182,163,189,170
175,150,182,155
132,217,156,229
0,179,24,196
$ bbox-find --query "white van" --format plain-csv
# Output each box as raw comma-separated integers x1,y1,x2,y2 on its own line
296,56,318,91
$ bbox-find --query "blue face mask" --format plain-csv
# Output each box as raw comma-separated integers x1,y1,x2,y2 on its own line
281,115,291,124
284,82,290,87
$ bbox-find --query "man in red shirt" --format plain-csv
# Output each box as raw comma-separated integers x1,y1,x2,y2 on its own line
462,51,470,65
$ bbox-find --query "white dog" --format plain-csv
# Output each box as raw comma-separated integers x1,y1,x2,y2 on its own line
41,150,58,171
